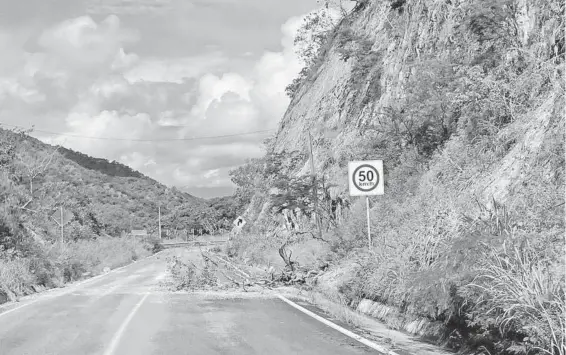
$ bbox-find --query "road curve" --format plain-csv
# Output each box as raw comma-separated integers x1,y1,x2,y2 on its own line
0,249,380,355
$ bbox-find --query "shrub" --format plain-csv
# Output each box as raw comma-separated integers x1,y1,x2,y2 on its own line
0,257,34,301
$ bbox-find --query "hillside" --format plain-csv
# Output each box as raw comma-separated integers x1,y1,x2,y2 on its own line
227,0,565,354
0,128,210,242
59,147,146,179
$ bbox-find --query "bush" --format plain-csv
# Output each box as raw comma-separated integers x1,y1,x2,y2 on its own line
140,235,164,254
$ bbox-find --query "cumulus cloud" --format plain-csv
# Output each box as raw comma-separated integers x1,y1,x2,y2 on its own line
0,5,320,198
37,15,138,71
174,14,306,138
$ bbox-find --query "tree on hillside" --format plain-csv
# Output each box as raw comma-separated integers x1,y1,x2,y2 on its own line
59,148,144,179
14,143,61,213
293,7,340,68
207,196,243,230
286,5,344,98
0,129,38,255
164,203,221,236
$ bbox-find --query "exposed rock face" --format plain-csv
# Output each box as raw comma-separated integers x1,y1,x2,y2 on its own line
247,0,563,221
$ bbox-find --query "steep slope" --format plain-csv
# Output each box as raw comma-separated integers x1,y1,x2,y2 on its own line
272,0,563,206
231,0,564,353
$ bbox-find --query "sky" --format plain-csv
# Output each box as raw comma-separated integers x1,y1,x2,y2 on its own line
0,0,321,198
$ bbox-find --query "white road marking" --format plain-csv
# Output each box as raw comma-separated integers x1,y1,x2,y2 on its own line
154,272,167,281
103,293,149,355
276,294,400,355
0,251,165,319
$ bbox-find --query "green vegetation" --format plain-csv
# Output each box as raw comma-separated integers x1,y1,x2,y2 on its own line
230,0,565,354
0,128,240,303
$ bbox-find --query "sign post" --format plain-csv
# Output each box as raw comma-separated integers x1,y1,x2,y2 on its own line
233,216,246,228
348,160,384,250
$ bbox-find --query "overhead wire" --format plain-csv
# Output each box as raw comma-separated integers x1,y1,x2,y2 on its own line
0,122,277,142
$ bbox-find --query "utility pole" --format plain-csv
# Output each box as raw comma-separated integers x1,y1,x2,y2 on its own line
308,130,323,240
60,205,64,248
158,205,162,240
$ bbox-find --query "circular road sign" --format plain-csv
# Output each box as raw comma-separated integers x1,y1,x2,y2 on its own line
352,164,380,193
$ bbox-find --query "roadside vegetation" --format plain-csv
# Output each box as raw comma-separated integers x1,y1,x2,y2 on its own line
227,0,565,354
0,236,157,302
0,127,237,304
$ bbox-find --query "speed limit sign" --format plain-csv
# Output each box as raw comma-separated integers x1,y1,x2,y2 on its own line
348,160,384,196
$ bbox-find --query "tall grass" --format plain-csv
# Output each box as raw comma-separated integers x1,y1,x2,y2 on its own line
48,236,152,281
0,258,34,301
463,236,565,355
0,236,155,303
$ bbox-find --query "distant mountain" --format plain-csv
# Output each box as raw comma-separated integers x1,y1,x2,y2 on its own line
0,128,208,243
58,147,146,179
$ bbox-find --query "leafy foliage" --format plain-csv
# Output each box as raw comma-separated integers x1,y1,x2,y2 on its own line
285,6,343,98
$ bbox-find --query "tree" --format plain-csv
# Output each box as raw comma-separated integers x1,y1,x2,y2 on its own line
0,128,36,255
293,7,340,68
207,196,243,230
14,144,61,212
286,5,344,98
164,203,221,235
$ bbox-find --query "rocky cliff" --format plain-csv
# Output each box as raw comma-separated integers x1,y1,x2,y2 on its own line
235,0,564,352
274,0,562,196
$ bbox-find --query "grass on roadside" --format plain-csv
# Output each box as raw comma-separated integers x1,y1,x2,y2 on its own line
0,235,157,303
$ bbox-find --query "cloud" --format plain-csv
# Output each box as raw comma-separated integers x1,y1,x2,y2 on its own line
176,14,305,135
87,0,175,15
204,169,220,179
78,12,305,194
0,4,320,198
37,15,138,70
190,72,253,118
0,78,45,104
124,53,226,84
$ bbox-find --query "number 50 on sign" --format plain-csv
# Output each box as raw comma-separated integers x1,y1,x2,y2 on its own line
348,160,384,196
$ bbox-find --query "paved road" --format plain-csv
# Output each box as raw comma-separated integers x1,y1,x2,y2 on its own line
0,249,379,355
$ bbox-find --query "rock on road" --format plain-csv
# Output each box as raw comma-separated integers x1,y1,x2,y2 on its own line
0,249,380,355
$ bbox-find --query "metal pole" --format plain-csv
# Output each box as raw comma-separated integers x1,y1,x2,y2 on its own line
366,196,371,249
308,131,323,240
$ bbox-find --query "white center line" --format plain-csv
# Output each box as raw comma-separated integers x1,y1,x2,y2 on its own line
103,293,149,355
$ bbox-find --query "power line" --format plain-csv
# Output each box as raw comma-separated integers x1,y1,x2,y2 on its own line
0,122,277,142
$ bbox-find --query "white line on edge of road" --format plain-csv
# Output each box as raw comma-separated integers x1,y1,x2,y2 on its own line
103,293,149,355
211,251,400,354
0,250,166,319
276,294,401,355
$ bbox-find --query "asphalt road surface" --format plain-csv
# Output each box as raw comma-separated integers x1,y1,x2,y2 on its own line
0,249,379,355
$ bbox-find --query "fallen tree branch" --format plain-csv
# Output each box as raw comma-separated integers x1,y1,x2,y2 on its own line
207,252,251,279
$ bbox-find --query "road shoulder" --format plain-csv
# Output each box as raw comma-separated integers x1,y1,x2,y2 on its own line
0,250,164,316
276,287,454,355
